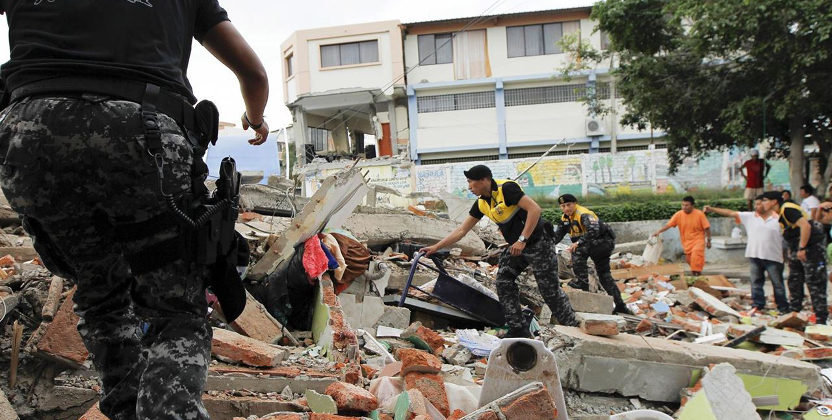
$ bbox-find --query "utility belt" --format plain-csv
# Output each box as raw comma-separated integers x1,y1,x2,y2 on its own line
12,77,248,322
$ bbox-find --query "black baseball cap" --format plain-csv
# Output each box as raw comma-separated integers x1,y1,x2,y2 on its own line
558,194,578,204
762,191,784,204
464,165,492,180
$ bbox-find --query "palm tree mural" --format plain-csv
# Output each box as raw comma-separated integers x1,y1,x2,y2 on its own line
592,160,600,183
627,155,636,181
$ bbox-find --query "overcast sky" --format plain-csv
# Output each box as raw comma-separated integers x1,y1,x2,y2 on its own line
0,0,594,130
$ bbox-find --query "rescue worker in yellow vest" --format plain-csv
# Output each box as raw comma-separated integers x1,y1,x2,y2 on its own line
761,191,828,323
419,165,578,337
551,194,631,314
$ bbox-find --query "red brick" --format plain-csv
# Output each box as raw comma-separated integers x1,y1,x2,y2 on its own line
342,363,362,385
361,364,378,379
580,319,619,336
260,415,305,420
240,212,263,222
321,278,338,306
211,327,285,367
379,361,402,377
229,294,285,343
325,381,379,412
378,414,393,420
801,347,832,360
773,312,807,330
416,326,446,355
79,402,109,420
0,254,14,267
448,409,467,419
635,319,654,333
404,372,450,417
397,348,442,375
471,411,500,420
497,386,558,419
37,287,89,365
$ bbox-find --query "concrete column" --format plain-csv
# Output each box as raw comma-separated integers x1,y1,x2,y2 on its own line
332,123,349,154
292,108,308,167
387,102,399,156
407,86,419,163
496,79,508,160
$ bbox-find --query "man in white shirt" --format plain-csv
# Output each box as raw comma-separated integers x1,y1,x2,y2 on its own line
800,184,821,220
704,196,788,312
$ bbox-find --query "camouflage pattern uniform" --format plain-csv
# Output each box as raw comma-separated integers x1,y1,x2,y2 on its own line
555,212,629,312
496,234,579,331
786,220,828,323
0,97,211,420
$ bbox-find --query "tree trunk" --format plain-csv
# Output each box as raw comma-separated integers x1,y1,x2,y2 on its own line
822,146,832,198
789,116,805,195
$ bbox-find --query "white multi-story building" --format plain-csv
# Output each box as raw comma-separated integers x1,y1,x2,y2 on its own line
281,7,660,167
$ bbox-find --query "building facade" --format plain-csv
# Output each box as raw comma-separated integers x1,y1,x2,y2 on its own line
281,7,662,168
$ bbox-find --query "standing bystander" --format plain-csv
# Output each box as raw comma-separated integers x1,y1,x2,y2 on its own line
741,150,771,210
653,196,711,275
800,184,821,221
704,197,788,312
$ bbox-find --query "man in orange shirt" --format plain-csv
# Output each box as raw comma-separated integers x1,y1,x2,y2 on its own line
652,196,712,275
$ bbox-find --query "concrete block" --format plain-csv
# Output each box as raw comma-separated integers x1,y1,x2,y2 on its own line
0,389,17,420
549,326,822,402
727,324,804,347
689,287,741,318
479,338,567,420
565,290,613,315
773,312,807,330
442,344,473,366
37,287,89,367
678,363,760,420
374,305,411,330
202,396,308,419
325,381,379,412
229,291,287,343
211,327,287,367
575,356,696,402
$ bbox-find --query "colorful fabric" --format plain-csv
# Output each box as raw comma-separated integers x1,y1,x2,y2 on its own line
742,159,765,188
302,236,328,280
668,209,710,271
320,233,346,281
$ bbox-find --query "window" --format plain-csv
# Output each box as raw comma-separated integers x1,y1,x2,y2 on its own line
320,40,379,68
507,21,579,57
504,83,610,106
418,33,453,65
285,53,294,77
417,91,496,113
308,127,330,151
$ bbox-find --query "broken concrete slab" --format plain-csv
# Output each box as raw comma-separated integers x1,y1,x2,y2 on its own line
689,287,741,318
727,324,804,347
305,389,337,414
37,287,89,368
205,374,336,394
549,326,822,402
211,327,287,367
341,213,486,256
806,325,832,341
462,382,558,420
0,389,18,420
202,395,309,419
575,356,697,403
479,338,568,420
678,363,761,420
249,167,369,280
565,290,613,315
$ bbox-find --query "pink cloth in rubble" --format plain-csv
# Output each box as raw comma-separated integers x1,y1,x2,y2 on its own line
302,236,329,280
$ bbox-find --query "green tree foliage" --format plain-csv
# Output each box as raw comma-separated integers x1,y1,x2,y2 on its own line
542,198,746,223
588,0,832,178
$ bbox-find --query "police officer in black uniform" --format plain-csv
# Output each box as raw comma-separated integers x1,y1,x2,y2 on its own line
0,2,269,419
551,194,631,314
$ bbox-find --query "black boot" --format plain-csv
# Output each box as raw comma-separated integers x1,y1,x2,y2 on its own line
506,326,532,339
614,302,633,315
567,279,589,291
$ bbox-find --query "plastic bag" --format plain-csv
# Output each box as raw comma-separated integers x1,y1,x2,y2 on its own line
731,226,742,239
642,236,663,265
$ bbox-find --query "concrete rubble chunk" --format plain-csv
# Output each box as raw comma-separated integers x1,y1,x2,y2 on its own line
401,322,446,355
227,291,289,344
404,372,450,417
578,313,624,336
689,287,741,319
442,344,473,366
0,388,19,420
211,327,287,367
462,382,557,420
479,338,568,420
727,324,804,347
305,389,338,414
550,326,822,402
565,290,614,315
678,363,761,420
325,381,379,412
341,213,486,256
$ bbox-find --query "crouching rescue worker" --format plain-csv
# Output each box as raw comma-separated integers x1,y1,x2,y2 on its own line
419,165,578,337
551,194,631,314
0,2,269,419
761,191,828,324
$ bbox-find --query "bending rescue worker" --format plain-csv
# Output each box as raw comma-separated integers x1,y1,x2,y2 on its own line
420,165,578,337
0,1,269,419
550,194,631,314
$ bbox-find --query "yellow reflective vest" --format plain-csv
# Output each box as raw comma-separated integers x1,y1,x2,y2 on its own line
561,204,599,239
476,179,521,225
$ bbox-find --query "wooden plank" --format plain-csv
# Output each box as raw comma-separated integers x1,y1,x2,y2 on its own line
611,263,685,281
